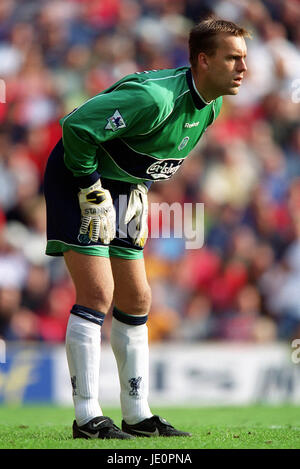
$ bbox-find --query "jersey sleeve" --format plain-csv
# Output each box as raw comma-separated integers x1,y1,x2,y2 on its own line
61,82,160,181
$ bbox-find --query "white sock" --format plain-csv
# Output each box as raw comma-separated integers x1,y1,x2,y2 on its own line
66,313,102,426
110,316,153,425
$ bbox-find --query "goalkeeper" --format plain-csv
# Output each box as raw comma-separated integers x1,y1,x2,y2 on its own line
44,18,249,439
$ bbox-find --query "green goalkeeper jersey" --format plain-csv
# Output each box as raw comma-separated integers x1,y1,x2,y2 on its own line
60,67,222,184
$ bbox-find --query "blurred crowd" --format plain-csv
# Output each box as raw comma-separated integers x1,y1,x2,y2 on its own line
0,0,300,344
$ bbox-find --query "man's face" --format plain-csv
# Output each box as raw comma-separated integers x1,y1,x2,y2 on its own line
199,34,248,98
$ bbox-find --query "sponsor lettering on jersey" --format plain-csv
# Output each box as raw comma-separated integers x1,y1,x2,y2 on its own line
105,110,126,131
146,159,183,180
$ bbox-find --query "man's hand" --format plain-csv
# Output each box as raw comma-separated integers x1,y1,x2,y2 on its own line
124,183,148,247
78,179,116,244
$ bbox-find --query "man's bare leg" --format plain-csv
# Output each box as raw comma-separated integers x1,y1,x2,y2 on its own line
64,251,114,312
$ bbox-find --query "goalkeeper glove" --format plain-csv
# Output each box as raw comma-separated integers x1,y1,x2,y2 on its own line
78,179,116,244
124,183,148,248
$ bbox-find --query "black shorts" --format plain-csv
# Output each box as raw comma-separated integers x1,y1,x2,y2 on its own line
44,139,145,259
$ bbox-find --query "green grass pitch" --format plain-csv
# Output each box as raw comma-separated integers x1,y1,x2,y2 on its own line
0,405,299,449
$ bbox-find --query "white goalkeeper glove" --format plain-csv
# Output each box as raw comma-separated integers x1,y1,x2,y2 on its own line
124,183,148,248
78,179,116,244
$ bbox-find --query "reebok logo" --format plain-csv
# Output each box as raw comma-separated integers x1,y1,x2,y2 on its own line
184,121,199,128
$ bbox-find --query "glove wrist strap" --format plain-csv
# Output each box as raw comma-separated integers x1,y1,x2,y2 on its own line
76,170,101,190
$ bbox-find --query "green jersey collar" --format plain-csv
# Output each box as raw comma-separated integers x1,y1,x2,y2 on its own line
186,68,211,110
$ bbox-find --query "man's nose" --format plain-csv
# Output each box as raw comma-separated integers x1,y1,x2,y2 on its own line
238,58,247,73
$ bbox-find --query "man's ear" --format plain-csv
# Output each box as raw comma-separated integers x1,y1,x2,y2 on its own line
197,52,210,71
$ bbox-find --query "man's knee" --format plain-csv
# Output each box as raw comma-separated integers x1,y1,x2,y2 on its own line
135,285,152,315
76,284,114,314
115,284,152,316
64,251,114,314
